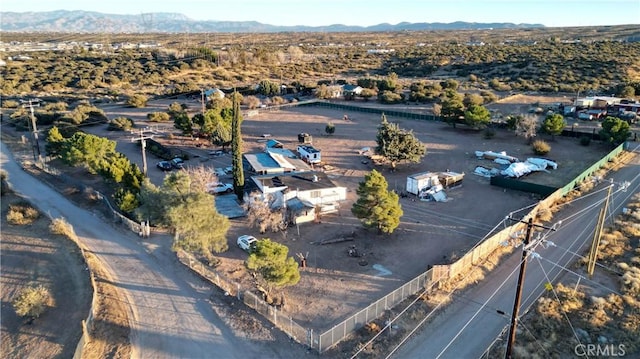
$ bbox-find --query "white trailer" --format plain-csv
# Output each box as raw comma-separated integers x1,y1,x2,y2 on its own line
406,172,440,195
297,145,321,164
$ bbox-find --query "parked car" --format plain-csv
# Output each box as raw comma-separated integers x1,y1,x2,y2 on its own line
157,161,172,171
237,235,258,252
224,166,234,174
171,157,185,169
209,150,224,157
206,182,233,194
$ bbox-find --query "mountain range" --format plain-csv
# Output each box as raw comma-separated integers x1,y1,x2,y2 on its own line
0,10,544,33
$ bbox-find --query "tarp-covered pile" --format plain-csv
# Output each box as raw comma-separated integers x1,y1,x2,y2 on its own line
500,158,558,178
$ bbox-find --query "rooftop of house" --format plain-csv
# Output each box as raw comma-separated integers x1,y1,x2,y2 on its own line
244,152,310,173
253,171,337,192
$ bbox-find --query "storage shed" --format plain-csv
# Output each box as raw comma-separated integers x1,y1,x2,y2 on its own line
406,172,440,195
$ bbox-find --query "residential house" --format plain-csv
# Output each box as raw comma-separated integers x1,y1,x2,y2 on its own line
342,84,363,99
251,171,347,219
243,149,310,175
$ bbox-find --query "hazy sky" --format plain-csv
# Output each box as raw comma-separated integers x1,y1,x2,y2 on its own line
2,0,639,27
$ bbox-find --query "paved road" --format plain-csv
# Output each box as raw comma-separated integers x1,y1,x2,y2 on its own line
0,141,279,358
391,148,640,358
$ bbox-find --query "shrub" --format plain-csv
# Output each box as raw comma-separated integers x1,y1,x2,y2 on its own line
49,217,77,240
114,188,139,213
325,122,335,135
147,112,170,122
532,140,551,155
579,136,591,146
2,99,20,109
7,202,40,225
107,116,134,131
12,285,52,318
483,128,496,139
126,94,148,108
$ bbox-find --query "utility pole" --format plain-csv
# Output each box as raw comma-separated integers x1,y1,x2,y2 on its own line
131,128,154,176
201,89,206,118
23,100,41,163
587,184,613,277
505,216,556,359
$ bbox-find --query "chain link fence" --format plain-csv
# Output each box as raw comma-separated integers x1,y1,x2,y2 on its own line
315,266,441,352
243,291,310,346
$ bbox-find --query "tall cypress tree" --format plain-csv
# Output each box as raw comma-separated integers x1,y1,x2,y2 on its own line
231,91,245,201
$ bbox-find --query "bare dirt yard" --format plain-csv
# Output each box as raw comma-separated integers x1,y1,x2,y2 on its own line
0,192,91,359
208,102,613,332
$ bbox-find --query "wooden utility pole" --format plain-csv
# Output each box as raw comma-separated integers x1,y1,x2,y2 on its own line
587,184,613,277
131,128,154,176
23,100,41,162
505,217,556,359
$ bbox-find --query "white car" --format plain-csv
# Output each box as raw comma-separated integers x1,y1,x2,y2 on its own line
237,235,258,252
207,182,233,194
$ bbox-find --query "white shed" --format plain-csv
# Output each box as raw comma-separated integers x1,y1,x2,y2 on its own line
406,172,440,195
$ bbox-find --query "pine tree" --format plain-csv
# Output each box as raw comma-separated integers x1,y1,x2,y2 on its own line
246,239,300,295
541,113,566,140
231,91,245,201
351,169,403,234
375,114,426,169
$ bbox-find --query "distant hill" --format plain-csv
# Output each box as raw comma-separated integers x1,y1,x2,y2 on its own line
0,10,544,33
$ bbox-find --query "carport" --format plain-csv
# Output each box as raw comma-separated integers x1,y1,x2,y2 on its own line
214,195,246,218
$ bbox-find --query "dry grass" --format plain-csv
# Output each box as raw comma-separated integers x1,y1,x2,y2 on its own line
49,217,78,241
508,186,640,357
6,201,40,225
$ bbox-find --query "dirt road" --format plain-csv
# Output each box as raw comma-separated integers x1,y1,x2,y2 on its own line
0,141,302,358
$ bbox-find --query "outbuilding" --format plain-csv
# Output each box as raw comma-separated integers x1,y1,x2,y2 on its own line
406,172,440,195
297,145,321,164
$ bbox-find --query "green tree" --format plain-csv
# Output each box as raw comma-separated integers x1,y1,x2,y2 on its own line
463,104,491,129
210,113,232,149
440,89,465,128
541,113,566,140
325,122,335,135
258,80,280,96
246,239,300,296
45,126,65,158
60,132,117,171
163,172,230,260
173,112,193,135
375,114,426,169
231,92,245,201
599,116,631,145
351,169,403,234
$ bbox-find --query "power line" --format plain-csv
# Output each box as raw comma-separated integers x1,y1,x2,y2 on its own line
504,217,557,359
